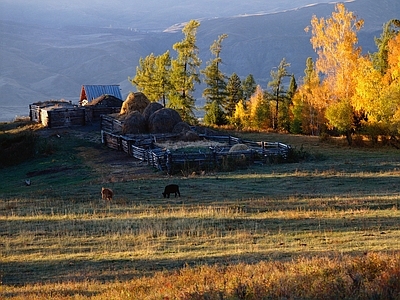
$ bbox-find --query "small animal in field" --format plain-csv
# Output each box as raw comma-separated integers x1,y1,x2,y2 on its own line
162,184,180,198
101,187,113,201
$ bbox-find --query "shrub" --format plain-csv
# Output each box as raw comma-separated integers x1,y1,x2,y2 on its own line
0,131,37,167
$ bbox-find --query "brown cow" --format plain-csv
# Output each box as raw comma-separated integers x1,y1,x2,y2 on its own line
162,184,180,198
101,187,113,201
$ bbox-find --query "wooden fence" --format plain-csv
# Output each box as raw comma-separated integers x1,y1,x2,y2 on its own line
101,130,292,174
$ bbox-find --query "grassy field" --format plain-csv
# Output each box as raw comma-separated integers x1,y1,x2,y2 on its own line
1,122,400,299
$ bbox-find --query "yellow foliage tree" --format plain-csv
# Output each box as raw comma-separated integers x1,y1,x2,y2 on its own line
248,85,270,129
306,3,364,142
385,34,400,132
232,99,249,129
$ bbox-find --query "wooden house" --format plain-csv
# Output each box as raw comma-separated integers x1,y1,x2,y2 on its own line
79,85,122,106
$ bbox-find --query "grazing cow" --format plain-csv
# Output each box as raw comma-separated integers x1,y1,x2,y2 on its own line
101,187,113,201
162,184,180,198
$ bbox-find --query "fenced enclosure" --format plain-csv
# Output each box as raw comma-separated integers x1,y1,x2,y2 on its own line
101,129,292,174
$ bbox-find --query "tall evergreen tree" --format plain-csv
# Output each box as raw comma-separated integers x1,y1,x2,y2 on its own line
130,53,157,100
267,58,291,129
130,51,171,105
202,34,228,125
170,20,202,124
371,19,400,75
242,74,257,101
225,73,243,120
153,51,172,107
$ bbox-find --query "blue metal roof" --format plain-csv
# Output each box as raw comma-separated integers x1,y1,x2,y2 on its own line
80,85,123,103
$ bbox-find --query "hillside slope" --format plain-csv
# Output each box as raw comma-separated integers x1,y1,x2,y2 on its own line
0,0,398,121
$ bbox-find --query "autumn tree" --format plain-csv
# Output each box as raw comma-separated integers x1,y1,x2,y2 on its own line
170,20,202,124
384,33,400,133
248,85,270,129
202,34,228,125
307,3,364,144
267,58,291,130
292,57,325,135
232,99,248,129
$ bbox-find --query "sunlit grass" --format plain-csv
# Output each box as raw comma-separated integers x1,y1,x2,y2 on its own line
1,126,400,298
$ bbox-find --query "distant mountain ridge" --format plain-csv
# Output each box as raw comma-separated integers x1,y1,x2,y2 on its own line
0,0,399,121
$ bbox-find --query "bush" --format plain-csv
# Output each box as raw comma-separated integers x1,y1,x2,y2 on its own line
0,131,38,167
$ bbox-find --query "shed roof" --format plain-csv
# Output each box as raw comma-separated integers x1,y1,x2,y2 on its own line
80,85,122,104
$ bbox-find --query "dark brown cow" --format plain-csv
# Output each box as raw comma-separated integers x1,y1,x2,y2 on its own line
162,184,180,198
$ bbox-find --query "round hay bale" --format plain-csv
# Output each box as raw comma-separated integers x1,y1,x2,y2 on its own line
120,92,150,115
229,143,249,152
121,111,146,134
183,130,199,142
172,121,191,134
148,108,182,133
143,102,163,121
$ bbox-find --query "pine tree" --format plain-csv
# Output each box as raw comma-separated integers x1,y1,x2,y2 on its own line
242,74,257,101
170,20,202,124
225,73,243,120
129,51,171,105
130,53,157,100
153,51,172,107
371,19,400,76
267,58,290,130
202,34,228,125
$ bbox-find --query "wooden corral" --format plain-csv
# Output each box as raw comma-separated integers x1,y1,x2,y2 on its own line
101,130,292,174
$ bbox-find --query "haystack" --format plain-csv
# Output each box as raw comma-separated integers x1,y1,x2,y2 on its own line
181,130,200,142
172,121,191,134
229,144,249,152
143,102,163,121
87,95,123,107
120,92,150,115
121,111,146,134
148,108,182,133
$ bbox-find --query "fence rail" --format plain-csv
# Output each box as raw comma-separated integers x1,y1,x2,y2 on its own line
101,130,291,174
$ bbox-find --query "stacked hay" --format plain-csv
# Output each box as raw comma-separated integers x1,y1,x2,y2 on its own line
172,121,191,134
148,108,182,133
229,143,249,152
173,122,199,141
120,92,150,115
87,95,123,107
121,111,146,134
143,102,163,121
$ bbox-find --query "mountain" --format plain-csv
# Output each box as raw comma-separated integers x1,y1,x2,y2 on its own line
0,0,398,121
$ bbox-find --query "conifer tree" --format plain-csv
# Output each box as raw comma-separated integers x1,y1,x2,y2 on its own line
130,53,157,100
225,73,243,120
202,34,228,125
371,19,400,76
170,20,201,124
242,74,257,101
130,51,171,105
267,58,290,130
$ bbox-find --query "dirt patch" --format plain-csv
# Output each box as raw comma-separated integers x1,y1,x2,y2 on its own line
36,124,163,182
